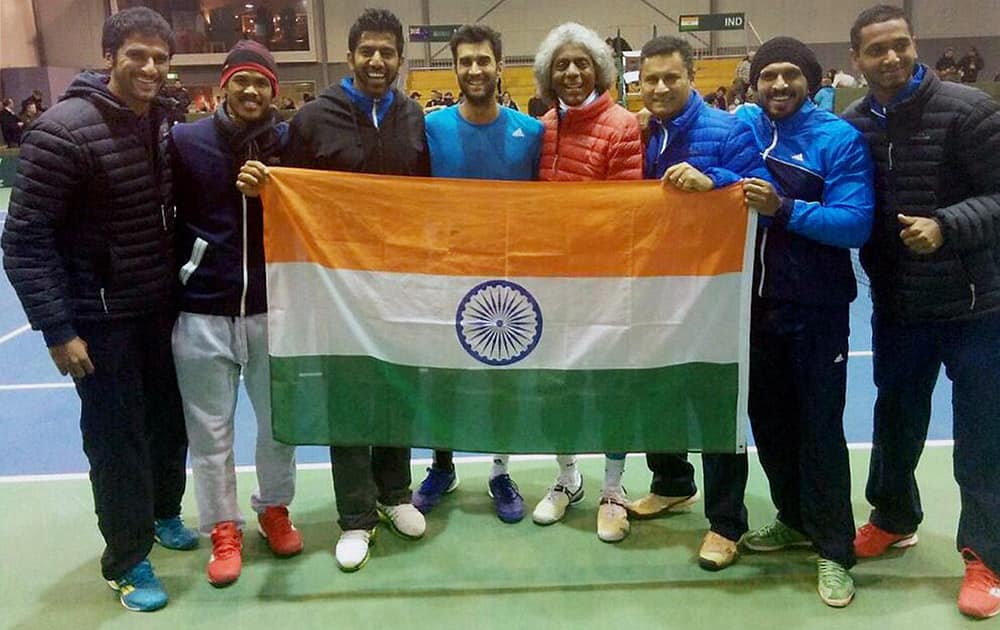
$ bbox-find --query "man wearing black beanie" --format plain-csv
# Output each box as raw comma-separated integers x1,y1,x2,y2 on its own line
733,36,876,607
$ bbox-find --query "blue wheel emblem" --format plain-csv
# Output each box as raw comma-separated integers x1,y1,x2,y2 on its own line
456,280,543,366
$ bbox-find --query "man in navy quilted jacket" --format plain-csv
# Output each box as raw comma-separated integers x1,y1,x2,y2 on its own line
843,5,1000,619
628,35,768,573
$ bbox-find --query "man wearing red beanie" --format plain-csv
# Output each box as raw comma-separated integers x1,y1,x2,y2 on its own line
170,38,301,587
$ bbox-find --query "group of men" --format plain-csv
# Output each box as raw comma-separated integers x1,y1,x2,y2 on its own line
2,3,999,620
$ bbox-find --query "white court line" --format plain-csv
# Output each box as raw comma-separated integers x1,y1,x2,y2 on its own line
0,323,31,345
0,445,956,483
0,382,74,391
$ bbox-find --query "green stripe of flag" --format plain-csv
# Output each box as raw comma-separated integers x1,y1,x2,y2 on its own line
270,355,742,453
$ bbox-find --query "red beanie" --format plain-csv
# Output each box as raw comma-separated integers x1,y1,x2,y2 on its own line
220,40,279,95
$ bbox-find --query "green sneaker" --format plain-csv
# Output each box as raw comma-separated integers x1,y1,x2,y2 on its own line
817,558,855,607
743,519,812,551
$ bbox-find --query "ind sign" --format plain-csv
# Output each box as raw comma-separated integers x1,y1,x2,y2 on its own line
678,13,746,32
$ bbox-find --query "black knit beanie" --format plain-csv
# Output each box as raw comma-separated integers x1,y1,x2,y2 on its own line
220,40,279,95
749,36,823,95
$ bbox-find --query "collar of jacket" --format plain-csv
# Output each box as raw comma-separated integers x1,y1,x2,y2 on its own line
339,77,395,125
62,70,169,122
865,63,930,118
557,91,615,126
770,97,819,133
649,90,704,145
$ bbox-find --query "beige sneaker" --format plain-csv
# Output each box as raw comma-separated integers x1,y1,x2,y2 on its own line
626,490,700,519
597,493,630,543
698,530,739,571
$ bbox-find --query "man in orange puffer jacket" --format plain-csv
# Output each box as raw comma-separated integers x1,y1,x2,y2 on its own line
529,22,643,544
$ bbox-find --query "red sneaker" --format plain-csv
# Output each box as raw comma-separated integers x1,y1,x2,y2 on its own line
257,505,303,557
854,521,918,558
959,549,1000,619
207,521,242,587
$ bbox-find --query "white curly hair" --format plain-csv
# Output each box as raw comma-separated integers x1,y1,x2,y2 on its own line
533,22,617,101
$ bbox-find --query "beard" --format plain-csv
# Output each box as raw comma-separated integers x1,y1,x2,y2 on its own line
460,83,496,106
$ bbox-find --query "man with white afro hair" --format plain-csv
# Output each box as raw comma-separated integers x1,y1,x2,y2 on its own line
529,22,643,543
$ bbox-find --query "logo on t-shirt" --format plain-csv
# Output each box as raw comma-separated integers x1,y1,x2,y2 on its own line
512,128,525,138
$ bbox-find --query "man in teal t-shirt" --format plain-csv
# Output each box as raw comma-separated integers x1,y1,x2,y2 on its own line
414,23,544,524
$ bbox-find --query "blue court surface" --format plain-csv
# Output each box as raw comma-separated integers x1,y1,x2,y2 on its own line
0,202,955,477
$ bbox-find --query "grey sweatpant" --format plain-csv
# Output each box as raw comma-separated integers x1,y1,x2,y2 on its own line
172,312,296,534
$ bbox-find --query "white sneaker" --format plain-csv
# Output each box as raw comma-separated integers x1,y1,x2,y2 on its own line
532,478,585,525
597,489,629,543
377,502,426,539
336,529,373,572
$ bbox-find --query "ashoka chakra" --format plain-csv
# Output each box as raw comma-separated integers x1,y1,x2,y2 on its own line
455,280,543,366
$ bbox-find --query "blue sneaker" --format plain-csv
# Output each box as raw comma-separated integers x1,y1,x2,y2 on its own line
107,559,168,612
411,467,459,514
154,515,199,551
488,474,525,523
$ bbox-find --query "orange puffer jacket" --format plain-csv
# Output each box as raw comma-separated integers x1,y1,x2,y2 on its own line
538,92,643,181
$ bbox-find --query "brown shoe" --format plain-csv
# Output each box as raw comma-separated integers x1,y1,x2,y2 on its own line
699,530,739,571
625,490,699,519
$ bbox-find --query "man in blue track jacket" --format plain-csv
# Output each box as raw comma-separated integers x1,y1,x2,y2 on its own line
627,35,769,572
734,36,874,608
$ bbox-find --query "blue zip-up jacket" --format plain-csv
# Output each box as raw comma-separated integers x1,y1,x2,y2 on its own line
735,100,874,306
171,111,288,316
645,91,767,184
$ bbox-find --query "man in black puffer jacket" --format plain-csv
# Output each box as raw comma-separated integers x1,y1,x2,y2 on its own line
238,8,429,574
844,5,1000,619
1,8,193,612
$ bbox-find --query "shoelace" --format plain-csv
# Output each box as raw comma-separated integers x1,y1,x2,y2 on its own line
421,468,454,493
817,559,850,587
493,476,521,501
124,560,157,588
964,552,1000,593
263,508,293,535
212,528,242,559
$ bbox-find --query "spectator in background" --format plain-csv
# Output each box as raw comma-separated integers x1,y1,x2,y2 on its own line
814,75,836,110
20,89,45,114
711,86,728,110
935,47,961,81
442,91,456,106
527,93,548,117
958,46,984,83
19,101,41,126
0,98,22,146
736,51,754,85
408,90,421,101
424,89,443,108
301,92,314,102
499,90,519,110
832,68,859,88
162,78,191,125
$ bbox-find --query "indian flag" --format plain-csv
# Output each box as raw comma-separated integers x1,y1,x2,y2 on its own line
262,168,755,453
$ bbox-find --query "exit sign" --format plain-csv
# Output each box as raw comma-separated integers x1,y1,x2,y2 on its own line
678,13,746,32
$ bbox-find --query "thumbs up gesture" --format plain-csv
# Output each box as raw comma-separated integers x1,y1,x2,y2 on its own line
898,213,944,254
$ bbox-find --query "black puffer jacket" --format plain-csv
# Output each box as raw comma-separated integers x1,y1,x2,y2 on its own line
843,66,1000,323
283,82,429,176
1,71,175,346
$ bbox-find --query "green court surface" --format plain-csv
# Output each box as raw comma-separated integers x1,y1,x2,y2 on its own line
0,447,979,630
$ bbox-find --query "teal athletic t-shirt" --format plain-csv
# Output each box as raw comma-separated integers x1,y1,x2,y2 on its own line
425,105,544,180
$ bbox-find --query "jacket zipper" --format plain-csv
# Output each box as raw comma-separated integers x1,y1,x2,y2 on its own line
100,287,109,313
240,195,249,318
756,121,780,297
